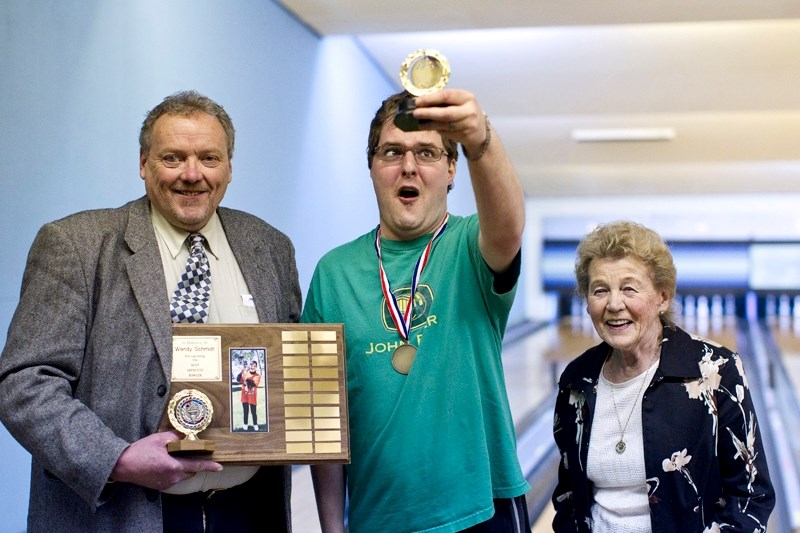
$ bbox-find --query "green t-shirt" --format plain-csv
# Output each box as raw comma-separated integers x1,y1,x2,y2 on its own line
302,214,529,532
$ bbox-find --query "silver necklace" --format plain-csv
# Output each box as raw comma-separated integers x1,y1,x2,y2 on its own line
607,348,660,454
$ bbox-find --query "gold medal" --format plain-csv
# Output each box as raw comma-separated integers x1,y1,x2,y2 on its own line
375,215,448,376
400,49,450,96
395,49,451,131
391,343,418,375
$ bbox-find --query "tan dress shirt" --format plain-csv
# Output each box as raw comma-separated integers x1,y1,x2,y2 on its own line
151,206,259,494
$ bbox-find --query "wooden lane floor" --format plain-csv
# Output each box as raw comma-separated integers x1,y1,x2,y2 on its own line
539,316,740,366
493,315,737,427
768,318,800,394
502,318,598,423
510,315,740,408
674,316,740,352
766,318,800,533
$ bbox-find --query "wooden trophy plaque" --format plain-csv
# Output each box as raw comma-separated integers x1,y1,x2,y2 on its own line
159,323,349,465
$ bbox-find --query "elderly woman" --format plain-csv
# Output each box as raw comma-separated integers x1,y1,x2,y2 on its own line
551,221,775,532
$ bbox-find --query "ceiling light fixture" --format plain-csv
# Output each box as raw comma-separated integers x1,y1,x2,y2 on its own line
571,127,676,142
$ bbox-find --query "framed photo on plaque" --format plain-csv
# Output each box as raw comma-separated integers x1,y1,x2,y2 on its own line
159,323,349,465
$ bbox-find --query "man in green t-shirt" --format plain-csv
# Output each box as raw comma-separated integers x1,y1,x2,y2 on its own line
302,88,529,532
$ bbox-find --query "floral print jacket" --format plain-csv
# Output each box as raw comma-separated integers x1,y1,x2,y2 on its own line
551,323,775,532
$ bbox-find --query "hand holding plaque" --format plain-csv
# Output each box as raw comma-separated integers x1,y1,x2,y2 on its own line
394,49,451,132
166,388,216,456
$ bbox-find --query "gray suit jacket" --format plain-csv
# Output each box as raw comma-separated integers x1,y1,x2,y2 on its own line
0,196,301,532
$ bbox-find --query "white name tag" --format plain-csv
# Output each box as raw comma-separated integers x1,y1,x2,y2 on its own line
242,294,255,308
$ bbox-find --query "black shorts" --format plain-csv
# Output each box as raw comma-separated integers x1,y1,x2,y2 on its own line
462,495,530,533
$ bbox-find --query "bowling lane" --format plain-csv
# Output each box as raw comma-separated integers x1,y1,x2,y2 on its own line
752,314,800,532
769,318,800,394
765,316,800,479
675,317,739,351
502,318,598,423
504,313,741,423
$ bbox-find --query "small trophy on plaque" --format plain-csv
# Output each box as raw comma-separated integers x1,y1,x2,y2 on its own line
394,49,451,132
166,389,216,455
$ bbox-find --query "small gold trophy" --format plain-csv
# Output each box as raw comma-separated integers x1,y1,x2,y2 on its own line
394,49,451,132
166,388,216,455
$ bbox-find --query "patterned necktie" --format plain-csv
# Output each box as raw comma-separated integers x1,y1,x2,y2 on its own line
169,233,212,323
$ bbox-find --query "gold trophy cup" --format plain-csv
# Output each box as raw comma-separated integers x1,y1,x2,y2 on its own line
166,388,216,455
394,49,451,132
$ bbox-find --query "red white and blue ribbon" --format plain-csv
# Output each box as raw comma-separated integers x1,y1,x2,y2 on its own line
374,214,449,341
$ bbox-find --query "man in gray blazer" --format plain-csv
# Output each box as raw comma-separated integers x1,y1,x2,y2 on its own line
0,91,301,532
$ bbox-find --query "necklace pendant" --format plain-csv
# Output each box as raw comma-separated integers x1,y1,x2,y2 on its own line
615,440,626,454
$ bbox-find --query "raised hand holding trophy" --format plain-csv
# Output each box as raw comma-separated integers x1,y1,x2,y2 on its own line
166,388,216,455
394,49,451,132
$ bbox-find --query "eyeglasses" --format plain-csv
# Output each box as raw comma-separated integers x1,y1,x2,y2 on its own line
373,144,449,164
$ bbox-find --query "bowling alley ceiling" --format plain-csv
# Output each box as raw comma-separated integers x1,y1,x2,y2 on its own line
277,0,800,197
